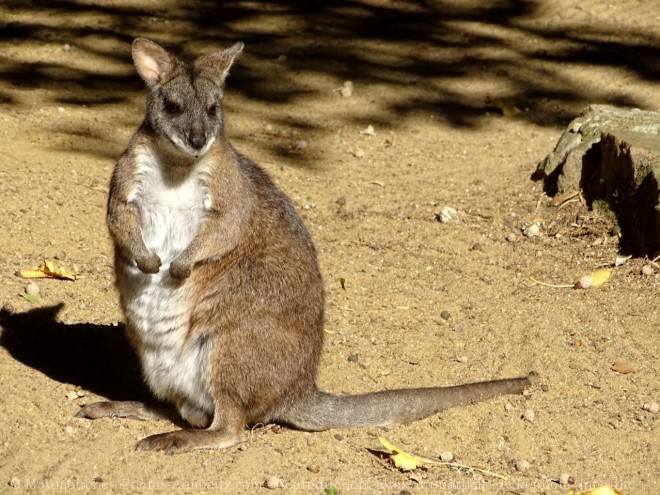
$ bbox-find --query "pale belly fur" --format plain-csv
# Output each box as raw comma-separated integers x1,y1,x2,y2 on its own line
119,151,214,415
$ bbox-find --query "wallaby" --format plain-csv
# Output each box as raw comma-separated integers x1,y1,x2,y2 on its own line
77,38,536,454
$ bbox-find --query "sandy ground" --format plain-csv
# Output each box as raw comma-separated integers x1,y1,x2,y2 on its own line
0,1,658,494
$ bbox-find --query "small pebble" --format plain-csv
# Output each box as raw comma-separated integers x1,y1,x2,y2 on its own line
275,54,287,62
437,206,458,223
351,147,364,159
333,433,344,441
559,473,575,485
514,459,530,472
339,81,353,97
9,477,20,488
440,310,450,321
25,282,39,297
307,464,320,473
506,233,517,243
64,425,75,435
611,359,635,374
360,125,376,136
66,391,79,401
521,409,535,422
439,451,454,462
456,356,468,364
264,477,284,489
294,139,307,150
574,275,593,290
470,242,483,251
62,43,71,52
642,402,659,414
2,303,16,314
335,197,346,207
504,402,514,412
347,354,359,364
641,265,654,276
523,223,540,238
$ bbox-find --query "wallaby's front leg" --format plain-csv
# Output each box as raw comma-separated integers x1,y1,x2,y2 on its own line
169,200,250,279
107,198,161,274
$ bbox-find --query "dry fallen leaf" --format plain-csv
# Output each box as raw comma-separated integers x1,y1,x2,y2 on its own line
567,486,624,495
377,437,508,479
574,268,612,289
18,259,79,281
489,98,521,117
378,437,431,471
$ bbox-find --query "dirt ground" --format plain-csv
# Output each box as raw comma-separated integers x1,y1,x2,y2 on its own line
0,1,658,494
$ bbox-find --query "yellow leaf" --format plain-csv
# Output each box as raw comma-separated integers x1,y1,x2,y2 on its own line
378,437,510,479
490,98,521,117
18,269,50,279
568,486,623,495
591,268,612,287
17,259,79,281
378,437,434,471
574,268,612,289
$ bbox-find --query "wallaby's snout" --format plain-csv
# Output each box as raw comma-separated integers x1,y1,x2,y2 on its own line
187,129,207,151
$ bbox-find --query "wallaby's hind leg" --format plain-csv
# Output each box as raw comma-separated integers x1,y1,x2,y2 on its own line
136,394,245,455
76,401,176,422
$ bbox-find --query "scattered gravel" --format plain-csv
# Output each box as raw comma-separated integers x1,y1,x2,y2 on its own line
522,409,535,422
264,476,284,489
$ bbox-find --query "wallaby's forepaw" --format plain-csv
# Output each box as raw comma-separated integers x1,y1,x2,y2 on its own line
169,259,192,279
136,253,162,274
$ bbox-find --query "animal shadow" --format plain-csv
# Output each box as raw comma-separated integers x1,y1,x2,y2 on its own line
0,303,149,401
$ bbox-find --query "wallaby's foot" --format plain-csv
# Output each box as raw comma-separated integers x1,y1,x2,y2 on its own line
136,429,244,455
76,401,175,422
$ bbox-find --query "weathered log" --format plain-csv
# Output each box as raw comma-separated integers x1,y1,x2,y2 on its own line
534,105,660,256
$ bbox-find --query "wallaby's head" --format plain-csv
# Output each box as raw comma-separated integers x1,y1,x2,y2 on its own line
132,38,243,158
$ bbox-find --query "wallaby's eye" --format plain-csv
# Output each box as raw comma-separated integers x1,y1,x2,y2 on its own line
164,100,182,115
207,104,217,117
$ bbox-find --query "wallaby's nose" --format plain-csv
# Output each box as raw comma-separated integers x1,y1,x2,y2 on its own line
188,132,206,151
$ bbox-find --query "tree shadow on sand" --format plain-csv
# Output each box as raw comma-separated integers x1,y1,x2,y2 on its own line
0,0,658,159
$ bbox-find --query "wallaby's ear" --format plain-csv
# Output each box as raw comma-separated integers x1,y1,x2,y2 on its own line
132,38,174,88
194,42,244,87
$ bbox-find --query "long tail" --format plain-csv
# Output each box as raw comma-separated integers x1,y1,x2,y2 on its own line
280,373,537,431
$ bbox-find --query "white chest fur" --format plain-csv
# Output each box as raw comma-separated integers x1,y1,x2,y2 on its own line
118,148,214,414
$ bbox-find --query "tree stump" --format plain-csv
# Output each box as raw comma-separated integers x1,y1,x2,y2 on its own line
534,104,660,256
